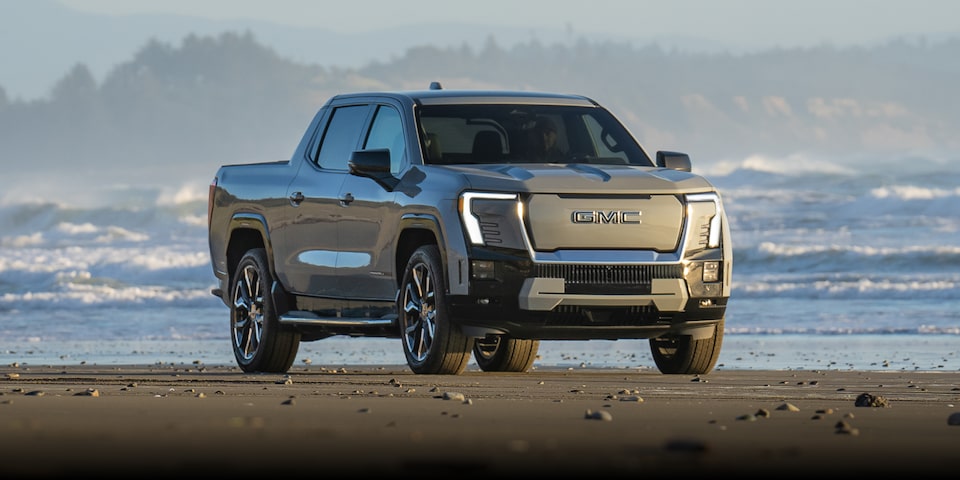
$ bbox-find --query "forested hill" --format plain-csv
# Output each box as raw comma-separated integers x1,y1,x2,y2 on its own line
1,31,957,202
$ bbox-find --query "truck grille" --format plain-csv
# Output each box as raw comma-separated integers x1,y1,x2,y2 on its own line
535,263,683,295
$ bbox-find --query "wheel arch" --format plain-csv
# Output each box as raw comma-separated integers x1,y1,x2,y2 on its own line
395,213,443,288
226,213,274,284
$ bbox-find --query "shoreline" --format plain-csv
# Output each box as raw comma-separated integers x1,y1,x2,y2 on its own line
2,364,959,476
3,334,958,372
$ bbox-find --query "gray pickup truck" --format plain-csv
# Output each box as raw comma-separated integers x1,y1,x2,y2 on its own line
207,83,732,375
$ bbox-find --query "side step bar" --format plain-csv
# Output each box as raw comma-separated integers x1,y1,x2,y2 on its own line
279,310,397,327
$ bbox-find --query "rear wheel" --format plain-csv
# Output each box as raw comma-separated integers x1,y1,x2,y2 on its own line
230,248,300,373
473,336,540,372
399,245,472,375
649,318,724,375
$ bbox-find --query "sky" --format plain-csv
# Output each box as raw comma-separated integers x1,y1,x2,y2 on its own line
2,0,959,101
59,0,960,43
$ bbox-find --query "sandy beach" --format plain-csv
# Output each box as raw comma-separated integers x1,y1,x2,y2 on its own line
1,363,958,477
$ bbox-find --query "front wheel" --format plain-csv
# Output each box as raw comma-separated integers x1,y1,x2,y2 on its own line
230,248,300,373
473,336,540,372
398,245,472,375
649,318,724,375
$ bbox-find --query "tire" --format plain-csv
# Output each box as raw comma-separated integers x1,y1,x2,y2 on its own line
473,336,540,372
230,248,300,373
398,245,472,375
649,318,724,375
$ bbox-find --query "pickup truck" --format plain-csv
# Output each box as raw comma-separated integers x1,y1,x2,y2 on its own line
207,83,732,375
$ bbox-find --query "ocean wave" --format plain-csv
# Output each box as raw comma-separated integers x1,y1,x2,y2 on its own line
871,184,960,200
704,152,957,180
733,242,960,273
724,326,960,335
733,274,958,300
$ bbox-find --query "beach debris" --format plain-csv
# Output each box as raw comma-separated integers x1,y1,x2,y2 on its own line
755,408,771,418
947,413,960,426
281,398,296,406
358,407,371,413
25,390,45,396
816,408,834,415
619,395,644,403
835,420,860,435
276,376,293,385
691,376,707,383
442,391,465,402
301,358,312,365
584,409,613,421
855,393,890,407
4,373,18,379
73,388,100,397
776,402,800,412
196,392,206,398
736,413,757,421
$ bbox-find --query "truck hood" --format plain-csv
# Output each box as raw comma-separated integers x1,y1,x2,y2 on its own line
444,163,716,194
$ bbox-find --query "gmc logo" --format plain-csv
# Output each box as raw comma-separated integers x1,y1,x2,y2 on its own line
571,210,642,224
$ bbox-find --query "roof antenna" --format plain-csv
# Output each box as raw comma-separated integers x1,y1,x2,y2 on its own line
429,81,443,90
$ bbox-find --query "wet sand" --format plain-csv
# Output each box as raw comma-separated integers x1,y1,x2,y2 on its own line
2,363,959,477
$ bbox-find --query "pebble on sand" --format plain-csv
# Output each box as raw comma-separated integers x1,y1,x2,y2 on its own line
442,391,466,402
776,402,800,412
947,412,960,426
584,409,613,421
855,393,890,408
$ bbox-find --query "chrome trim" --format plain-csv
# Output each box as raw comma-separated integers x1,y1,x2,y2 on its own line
279,311,396,327
519,277,688,311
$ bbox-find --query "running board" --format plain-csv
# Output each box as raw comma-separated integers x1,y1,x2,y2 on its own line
279,310,397,327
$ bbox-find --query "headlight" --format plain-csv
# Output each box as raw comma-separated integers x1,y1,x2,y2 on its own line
459,192,519,245
686,192,723,249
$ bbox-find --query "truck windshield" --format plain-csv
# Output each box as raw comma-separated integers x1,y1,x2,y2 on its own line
418,104,653,166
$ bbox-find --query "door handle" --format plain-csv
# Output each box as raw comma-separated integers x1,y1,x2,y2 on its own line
289,191,304,206
339,192,355,206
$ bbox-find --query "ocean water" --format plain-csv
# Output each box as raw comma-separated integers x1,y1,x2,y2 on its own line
1,154,958,371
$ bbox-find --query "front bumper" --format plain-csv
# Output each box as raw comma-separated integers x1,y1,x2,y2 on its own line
447,248,728,340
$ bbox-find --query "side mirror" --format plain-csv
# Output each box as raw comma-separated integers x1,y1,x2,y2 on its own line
349,149,398,191
349,149,391,174
656,151,692,172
